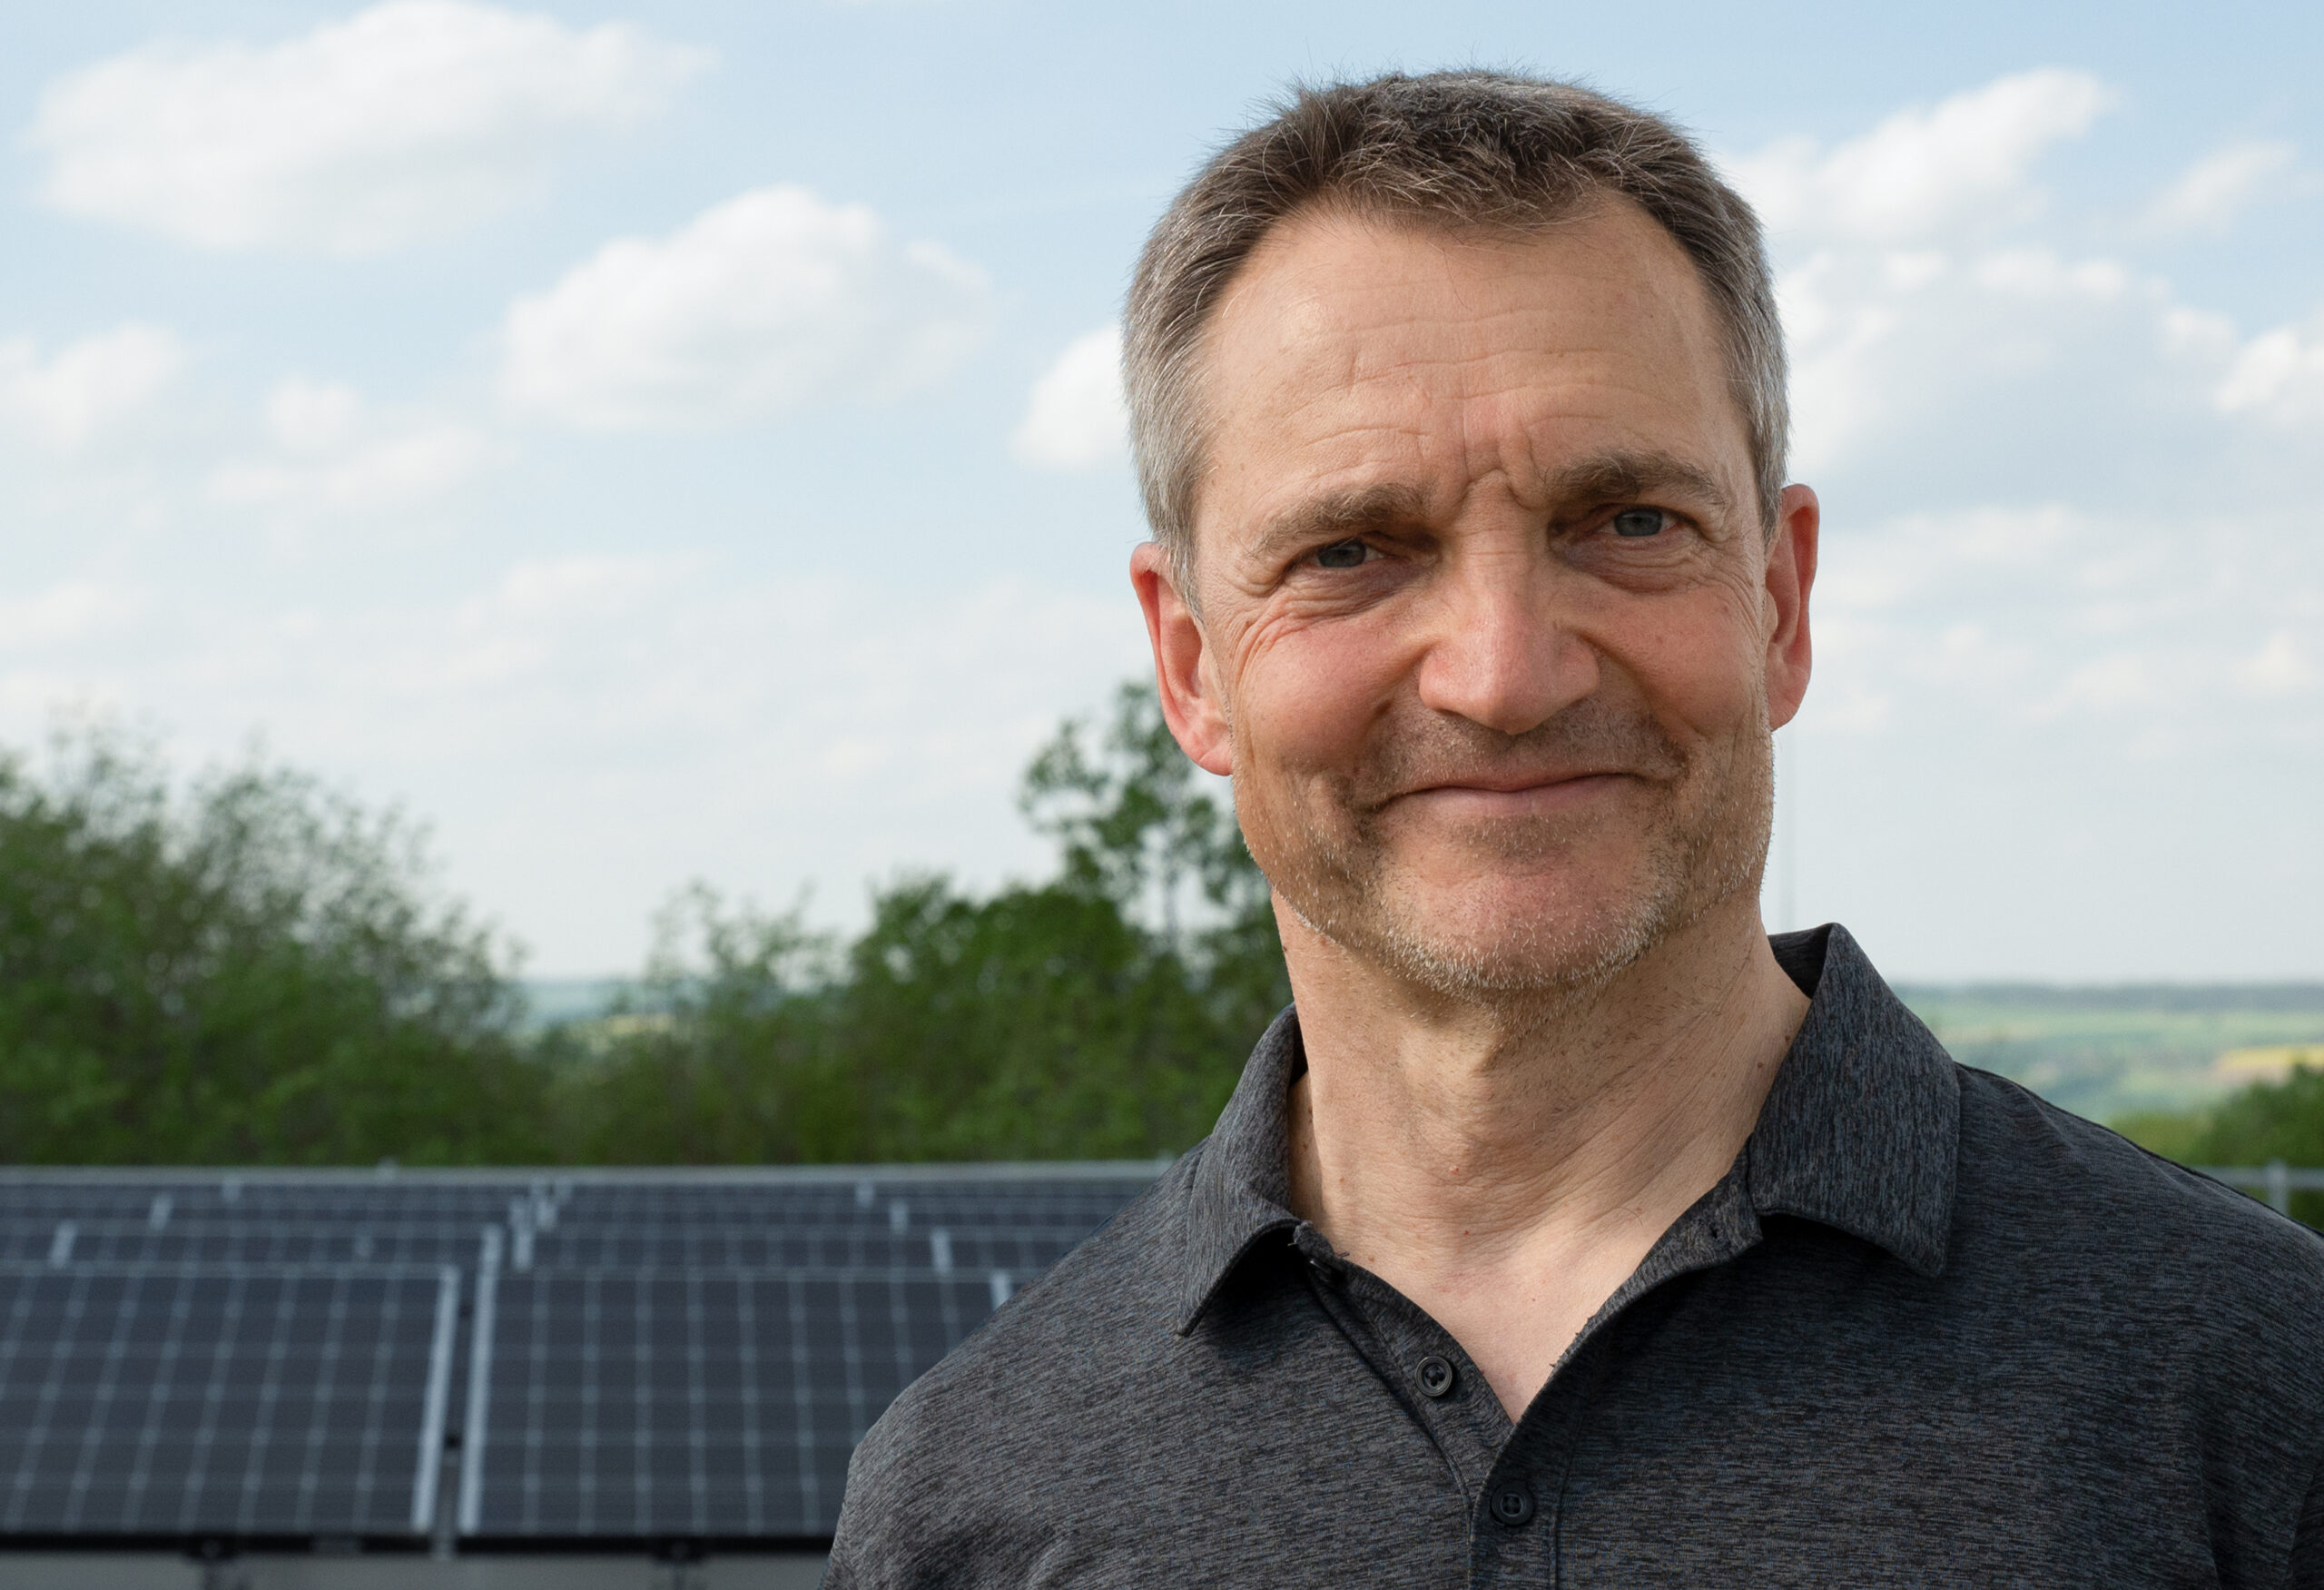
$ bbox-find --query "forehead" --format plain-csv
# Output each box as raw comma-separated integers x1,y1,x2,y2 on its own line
1193,201,1748,541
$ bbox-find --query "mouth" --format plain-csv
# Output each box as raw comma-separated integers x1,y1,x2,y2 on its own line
1386,770,1635,817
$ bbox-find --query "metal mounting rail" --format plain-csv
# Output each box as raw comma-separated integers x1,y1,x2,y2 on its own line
2198,1162,2324,1214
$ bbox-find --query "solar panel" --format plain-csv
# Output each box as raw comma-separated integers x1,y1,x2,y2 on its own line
0,1166,1157,1550
462,1267,1000,1540
0,1263,457,1541
0,1219,488,1269
517,1222,1089,1273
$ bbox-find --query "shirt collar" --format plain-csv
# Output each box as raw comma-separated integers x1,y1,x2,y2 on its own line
1746,923,1959,1278
1172,923,1960,1335
1176,1006,1307,1334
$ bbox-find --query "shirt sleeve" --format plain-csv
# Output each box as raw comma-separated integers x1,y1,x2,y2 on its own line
823,1433,921,1590
2293,1462,2324,1590
822,1378,1040,1590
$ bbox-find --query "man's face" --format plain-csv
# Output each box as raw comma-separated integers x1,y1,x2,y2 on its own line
1136,200,1817,995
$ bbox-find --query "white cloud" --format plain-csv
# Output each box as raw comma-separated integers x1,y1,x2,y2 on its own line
409,555,694,691
2144,141,2297,235
494,553,689,621
0,558,1147,970
1802,486,2324,757
0,325,184,449
2213,313,2324,427
2237,633,2319,697
1970,247,2131,300
1777,240,2171,476
1011,324,1127,469
27,0,708,255
0,583,147,650
261,377,366,452
1817,504,2084,614
500,185,991,430
1729,69,2111,243
1747,86,2324,507
2040,650,2163,716
210,376,490,515
1724,73,2166,481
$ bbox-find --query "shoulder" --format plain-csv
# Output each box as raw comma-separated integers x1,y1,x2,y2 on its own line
1952,1062,2324,1316
826,1150,1202,1584
1945,1066,2324,1541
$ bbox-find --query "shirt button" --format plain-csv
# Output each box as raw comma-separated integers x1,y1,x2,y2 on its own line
1415,1356,1456,1398
1491,1485,1536,1527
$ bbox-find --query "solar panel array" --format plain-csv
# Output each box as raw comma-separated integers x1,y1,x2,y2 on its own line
0,1167,1155,1549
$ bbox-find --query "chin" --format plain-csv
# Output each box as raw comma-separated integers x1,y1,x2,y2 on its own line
1280,858,1700,1001
1380,880,1684,997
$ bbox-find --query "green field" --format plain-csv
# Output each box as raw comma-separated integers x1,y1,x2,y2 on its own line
1895,984,2324,1125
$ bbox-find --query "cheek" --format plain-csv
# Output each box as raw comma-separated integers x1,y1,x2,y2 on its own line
1591,584,1769,741
1231,611,1406,778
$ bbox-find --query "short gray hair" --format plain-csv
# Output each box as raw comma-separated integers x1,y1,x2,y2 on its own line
1123,71,1788,596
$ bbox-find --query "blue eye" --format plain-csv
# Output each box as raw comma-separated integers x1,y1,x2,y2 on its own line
1314,539,1368,568
1610,509,1668,538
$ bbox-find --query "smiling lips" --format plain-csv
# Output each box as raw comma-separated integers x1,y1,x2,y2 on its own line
1392,770,1635,815
1341,696,1689,819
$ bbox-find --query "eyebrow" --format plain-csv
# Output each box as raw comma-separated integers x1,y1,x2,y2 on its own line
1537,449,1738,521
1246,449,1738,568
1247,483,1431,568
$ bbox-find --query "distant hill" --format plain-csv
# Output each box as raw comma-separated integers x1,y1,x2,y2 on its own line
523,977,2324,1129
1896,983,2324,1014
1896,984,2324,1123
518,977,627,1029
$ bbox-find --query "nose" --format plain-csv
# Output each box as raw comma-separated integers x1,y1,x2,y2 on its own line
1413,549,1598,737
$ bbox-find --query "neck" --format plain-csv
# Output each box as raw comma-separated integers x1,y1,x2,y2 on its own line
1281,894,1807,1417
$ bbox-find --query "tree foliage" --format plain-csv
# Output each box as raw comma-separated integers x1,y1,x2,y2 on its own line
540,885,848,1165
574,684,1291,1163
0,732,545,1164
0,688,1291,1166
2118,1055,2324,1225
1019,681,1266,934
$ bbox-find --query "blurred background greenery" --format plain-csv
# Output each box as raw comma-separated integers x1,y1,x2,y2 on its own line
0,685,1285,1169
0,685,2317,1217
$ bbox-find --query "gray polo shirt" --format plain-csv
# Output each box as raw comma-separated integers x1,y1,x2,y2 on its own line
827,925,2324,1586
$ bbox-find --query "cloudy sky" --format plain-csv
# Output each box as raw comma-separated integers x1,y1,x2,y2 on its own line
2,0,2319,980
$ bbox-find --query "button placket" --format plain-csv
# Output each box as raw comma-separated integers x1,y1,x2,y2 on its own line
1292,1245,1511,1508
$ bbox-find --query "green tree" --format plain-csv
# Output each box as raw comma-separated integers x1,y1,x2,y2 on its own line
1023,681,1250,933
545,885,854,1163
1022,679,1289,1034
826,875,1225,1159
589,682,1293,1163
0,686,1297,1167
0,730,545,1164
2119,1059,2324,1225
2200,1062,2324,1225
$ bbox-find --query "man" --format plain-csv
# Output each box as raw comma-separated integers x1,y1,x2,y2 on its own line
828,72,2324,1585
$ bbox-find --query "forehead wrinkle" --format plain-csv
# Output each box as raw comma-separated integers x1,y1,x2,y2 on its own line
1201,205,1753,564
1334,334,1721,508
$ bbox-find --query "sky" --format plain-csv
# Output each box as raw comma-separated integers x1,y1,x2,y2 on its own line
0,0,2319,981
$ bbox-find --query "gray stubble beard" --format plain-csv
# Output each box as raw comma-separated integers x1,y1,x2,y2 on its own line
1240,697,1777,1011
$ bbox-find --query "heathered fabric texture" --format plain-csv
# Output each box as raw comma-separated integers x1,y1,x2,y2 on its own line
827,925,2324,1587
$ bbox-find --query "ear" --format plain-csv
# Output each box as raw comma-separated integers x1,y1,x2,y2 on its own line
1130,541,1235,776
1764,484,1818,731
